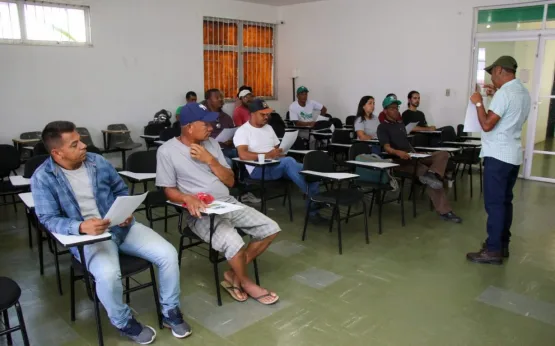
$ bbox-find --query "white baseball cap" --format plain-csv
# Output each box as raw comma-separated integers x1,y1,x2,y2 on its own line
238,90,252,98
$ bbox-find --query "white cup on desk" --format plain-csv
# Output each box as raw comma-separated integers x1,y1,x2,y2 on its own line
258,153,265,164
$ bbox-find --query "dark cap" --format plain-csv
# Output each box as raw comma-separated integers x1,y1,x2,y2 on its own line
248,98,273,114
485,56,518,75
179,103,219,126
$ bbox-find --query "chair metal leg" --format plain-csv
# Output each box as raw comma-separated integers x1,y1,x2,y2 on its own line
213,261,222,306
253,258,260,285
301,200,312,241
469,164,474,198
70,267,76,321
149,266,163,329
125,277,130,304
377,190,383,235
400,179,406,227
336,208,343,255
2,309,12,346
178,236,185,268
11,193,17,214
53,241,63,296
26,215,32,249
287,186,293,222
412,182,417,218
164,205,168,233
328,206,336,233
362,201,369,244
368,191,375,217
92,288,104,346
14,302,30,346
37,225,44,276
345,206,351,224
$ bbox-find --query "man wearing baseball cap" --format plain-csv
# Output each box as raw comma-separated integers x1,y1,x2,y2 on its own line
288,86,328,127
377,95,462,223
234,99,325,223
233,89,254,126
466,56,531,265
157,102,281,305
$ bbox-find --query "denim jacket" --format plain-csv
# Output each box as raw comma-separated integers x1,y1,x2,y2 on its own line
31,153,133,254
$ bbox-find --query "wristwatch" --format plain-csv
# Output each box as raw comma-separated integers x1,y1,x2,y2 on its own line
476,102,482,108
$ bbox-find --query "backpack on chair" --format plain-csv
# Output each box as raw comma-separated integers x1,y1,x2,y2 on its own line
355,153,398,191
150,109,172,127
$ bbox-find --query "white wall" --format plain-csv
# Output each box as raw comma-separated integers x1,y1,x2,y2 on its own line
0,0,279,151
275,0,536,127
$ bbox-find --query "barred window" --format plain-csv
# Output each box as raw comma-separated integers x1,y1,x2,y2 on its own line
203,17,276,100
0,1,91,45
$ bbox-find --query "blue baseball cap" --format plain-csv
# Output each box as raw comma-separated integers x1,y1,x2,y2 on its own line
179,103,219,126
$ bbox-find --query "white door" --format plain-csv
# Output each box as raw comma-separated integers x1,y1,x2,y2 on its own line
524,37,555,182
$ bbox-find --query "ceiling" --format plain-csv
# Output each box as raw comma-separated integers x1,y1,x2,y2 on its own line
232,0,326,6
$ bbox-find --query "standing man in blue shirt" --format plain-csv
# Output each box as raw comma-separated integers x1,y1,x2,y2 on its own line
466,56,531,265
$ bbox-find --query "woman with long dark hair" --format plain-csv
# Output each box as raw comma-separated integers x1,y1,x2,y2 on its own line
354,96,379,140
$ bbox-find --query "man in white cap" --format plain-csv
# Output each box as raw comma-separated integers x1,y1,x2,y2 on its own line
233,89,254,126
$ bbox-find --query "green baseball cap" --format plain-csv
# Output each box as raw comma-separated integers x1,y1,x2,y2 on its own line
382,95,402,108
485,56,518,75
296,86,309,94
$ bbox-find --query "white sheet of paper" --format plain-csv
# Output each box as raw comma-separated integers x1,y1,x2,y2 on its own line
405,122,419,133
215,128,238,143
409,153,431,158
168,200,244,215
279,130,299,154
104,193,148,227
316,115,328,122
464,101,482,132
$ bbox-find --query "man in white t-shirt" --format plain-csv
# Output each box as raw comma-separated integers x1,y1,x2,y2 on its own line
288,86,328,127
234,99,325,223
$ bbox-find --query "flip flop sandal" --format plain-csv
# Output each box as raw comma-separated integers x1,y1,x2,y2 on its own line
250,292,279,305
220,281,248,302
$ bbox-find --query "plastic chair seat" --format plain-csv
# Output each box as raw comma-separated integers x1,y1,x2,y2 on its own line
0,277,21,310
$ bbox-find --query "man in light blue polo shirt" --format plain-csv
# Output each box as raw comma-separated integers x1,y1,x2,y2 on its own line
466,56,531,265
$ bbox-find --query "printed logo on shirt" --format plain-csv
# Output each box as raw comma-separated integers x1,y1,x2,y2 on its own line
300,111,312,120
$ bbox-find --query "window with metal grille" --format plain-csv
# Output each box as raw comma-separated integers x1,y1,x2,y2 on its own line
203,17,276,100
0,0,91,45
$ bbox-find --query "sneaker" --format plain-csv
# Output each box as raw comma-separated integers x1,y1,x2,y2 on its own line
241,192,261,204
419,172,443,190
119,317,156,345
163,307,192,339
440,211,462,223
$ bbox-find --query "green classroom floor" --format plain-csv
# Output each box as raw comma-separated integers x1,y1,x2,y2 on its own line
1,174,555,346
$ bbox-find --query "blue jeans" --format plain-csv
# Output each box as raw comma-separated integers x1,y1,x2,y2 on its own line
222,147,238,167
82,223,180,329
250,157,320,214
483,157,520,252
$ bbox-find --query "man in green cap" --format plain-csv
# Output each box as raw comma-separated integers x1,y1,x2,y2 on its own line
288,86,328,127
377,95,462,223
466,56,531,265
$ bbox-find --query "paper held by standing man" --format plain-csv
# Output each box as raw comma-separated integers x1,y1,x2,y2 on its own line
464,101,482,133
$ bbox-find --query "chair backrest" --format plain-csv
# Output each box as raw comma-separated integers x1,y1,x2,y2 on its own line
160,127,180,142
348,142,373,161
20,131,42,140
33,141,48,156
144,123,166,136
323,114,332,120
86,145,103,155
456,124,467,138
126,150,157,174
331,130,352,144
268,112,286,138
0,145,21,177
313,120,331,131
107,124,135,149
345,116,356,127
303,151,334,173
285,111,290,121
440,126,458,143
410,133,430,147
24,154,49,178
76,127,94,146
331,118,343,129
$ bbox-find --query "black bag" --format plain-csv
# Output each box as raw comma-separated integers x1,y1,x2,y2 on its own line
150,109,172,126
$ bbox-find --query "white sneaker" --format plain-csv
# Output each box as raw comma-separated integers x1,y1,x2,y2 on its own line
241,192,261,204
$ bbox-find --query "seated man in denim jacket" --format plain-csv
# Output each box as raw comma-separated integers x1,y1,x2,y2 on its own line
31,121,190,344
